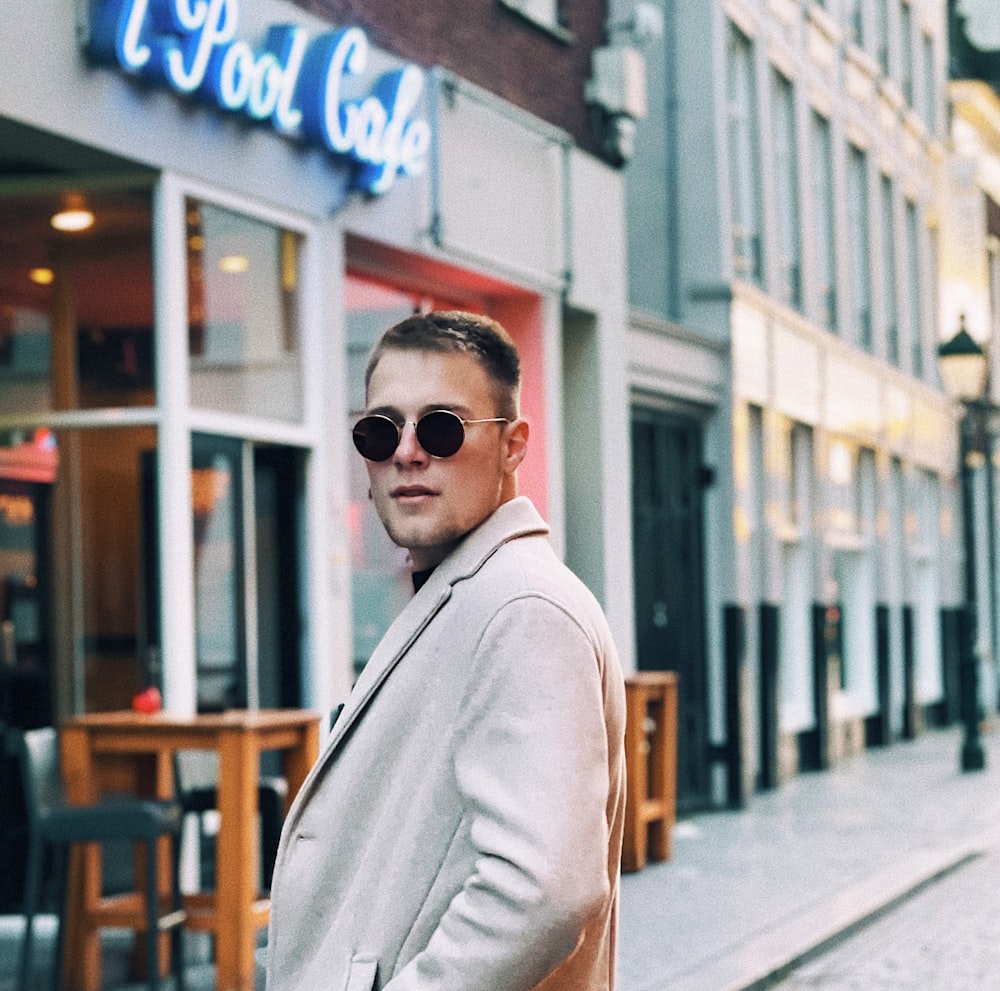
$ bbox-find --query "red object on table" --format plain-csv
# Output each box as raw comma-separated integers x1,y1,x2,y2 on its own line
130,687,162,714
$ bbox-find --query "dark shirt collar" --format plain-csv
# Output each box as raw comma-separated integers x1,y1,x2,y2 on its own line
412,567,435,593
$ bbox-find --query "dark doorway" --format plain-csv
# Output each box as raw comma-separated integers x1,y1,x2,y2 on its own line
631,407,710,811
253,445,303,711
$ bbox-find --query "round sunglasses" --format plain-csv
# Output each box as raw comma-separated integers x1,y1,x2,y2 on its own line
352,410,509,462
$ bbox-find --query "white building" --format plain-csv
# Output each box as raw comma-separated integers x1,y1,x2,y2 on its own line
620,0,964,807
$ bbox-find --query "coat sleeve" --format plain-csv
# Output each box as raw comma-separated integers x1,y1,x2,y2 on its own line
384,592,614,991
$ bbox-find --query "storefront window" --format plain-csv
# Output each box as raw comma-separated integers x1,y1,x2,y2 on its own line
0,429,57,727
139,432,305,713
46,425,158,713
191,436,244,711
187,199,304,422
345,275,468,675
343,268,544,677
346,276,420,674
0,186,155,414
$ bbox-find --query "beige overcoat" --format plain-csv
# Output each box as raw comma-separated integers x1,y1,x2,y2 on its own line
265,496,626,991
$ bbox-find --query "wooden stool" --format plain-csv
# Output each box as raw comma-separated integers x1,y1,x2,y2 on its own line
622,672,678,872
16,728,186,991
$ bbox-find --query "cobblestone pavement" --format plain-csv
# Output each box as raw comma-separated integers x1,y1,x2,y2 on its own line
618,726,1000,991
764,846,1000,990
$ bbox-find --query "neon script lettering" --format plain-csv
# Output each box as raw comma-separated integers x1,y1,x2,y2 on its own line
87,0,431,194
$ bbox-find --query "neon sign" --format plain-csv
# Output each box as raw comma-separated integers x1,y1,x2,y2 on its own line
85,0,431,195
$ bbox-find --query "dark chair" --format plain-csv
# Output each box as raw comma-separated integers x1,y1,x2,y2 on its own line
173,752,287,892
16,727,186,991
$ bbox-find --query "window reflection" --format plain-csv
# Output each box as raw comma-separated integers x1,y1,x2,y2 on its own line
345,275,476,675
187,200,304,422
45,426,157,713
0,187,155,414
192,442,243,712
345,276,418,675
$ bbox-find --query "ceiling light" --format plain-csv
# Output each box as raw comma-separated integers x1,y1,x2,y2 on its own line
51,208,95,232
29,268,55,285
218,255,249,274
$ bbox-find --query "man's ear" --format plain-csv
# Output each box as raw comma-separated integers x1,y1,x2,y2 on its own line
504,418,529,474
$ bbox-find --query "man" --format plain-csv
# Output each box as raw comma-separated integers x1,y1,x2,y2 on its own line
266,311,626,991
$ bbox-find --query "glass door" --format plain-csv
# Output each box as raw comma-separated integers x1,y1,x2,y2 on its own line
191,434,246,711
2,170,321,717
253,445,303,710
143,434,303,711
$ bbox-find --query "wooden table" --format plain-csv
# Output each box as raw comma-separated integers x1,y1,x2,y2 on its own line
59,708,321,991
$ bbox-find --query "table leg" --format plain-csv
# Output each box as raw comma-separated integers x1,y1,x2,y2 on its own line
59,727,102,991
153,749,176,978
281,722,320,810
215,728,259,991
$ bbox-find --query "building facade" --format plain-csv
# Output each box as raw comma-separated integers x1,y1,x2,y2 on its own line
947,0,1000,720
623,0,967,808
0,0,635,755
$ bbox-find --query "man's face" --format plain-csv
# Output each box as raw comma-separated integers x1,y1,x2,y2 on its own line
363,348,528,571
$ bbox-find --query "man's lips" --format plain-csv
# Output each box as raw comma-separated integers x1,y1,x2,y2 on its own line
391,485,437,498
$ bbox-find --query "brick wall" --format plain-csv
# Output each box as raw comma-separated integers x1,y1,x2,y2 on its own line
292,0,608,158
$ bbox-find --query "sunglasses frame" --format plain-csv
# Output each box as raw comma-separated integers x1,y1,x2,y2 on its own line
352,409,509,462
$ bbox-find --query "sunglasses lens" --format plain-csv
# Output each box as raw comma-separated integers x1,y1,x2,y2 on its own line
352,416,399,461
416,411,465,458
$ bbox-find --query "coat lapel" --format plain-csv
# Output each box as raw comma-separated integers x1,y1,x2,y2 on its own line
344,497,548,730
285,497,550,822
331,582,452,744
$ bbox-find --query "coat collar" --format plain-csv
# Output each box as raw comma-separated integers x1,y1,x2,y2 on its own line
427,495,549,590
331,497,548,745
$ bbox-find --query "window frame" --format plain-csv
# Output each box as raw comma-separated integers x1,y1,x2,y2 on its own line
880,173,899,366
904,199,923,378
497,0,573,42
727,24,765,286
847,145,873,352
810,109,837,330
772,68,802,310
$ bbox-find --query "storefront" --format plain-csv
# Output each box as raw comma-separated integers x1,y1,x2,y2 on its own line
0,0,635,729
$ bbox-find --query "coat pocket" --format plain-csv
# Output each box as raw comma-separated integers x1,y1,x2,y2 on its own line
345,954,378,991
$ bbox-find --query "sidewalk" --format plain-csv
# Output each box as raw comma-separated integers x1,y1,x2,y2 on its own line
763,845,1000,990
617,724,1000,991
2,724,999,991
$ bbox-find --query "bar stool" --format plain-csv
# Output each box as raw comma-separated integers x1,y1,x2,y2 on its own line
173,751,287,892
622,672,679,872
16,727,186,991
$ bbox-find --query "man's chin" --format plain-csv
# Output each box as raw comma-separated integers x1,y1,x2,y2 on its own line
385,523,439,555
387,524,462,568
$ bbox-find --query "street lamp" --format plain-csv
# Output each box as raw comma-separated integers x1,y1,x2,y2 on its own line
938,315,990,772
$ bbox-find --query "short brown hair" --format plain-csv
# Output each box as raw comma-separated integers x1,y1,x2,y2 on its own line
366,311,521,419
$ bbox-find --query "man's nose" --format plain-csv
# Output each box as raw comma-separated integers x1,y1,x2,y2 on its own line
393,421,428,463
